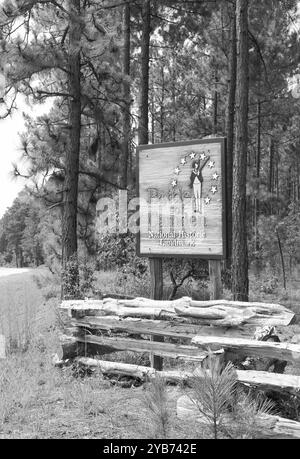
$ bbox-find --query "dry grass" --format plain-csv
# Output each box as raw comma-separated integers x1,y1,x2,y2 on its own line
0,268,200,439
0,266,300,438
0,268,56,353
0,340,198,439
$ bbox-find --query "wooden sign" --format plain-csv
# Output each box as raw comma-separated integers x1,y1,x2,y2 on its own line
137,138,227,259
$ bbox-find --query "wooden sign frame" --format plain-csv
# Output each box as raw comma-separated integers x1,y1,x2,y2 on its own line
137,138,227,260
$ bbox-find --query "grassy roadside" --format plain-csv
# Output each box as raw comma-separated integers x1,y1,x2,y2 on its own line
0,267,300,438
0,268,57,353
0,268,197,439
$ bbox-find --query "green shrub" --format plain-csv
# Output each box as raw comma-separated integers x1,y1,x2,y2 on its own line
62,255,96,300
96,232,148,277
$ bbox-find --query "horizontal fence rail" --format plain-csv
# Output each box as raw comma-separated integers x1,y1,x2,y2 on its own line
59,297,297,365
60,297,295,327
59,296,300,438
74,357,300,396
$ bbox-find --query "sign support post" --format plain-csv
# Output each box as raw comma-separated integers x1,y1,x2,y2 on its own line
149,257,164,370
209,260,223,300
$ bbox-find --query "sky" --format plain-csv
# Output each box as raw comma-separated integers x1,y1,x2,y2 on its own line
0,96,50,218
0,99,27,217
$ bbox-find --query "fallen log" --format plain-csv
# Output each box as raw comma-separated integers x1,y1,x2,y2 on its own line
101,297,292,315
76,357,192,383
59,334,115,360
62,302,176,320
76,335,209,361
175,305,294,327
75,358,300,396
176,395,300,439
191,336,300,366
72,316,256,340
236,369,300,394
60,297,295,327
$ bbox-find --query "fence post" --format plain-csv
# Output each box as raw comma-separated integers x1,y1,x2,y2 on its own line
149,258,164,370
209,260,223,300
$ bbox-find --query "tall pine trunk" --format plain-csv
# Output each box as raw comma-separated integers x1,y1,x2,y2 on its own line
138,0,151,145
254,99,261,251
119,1,131,189
225,2,237,269
160,65,165,142
138,1,163,370
213,69,218,135
61,0,81,297
232,0,249,301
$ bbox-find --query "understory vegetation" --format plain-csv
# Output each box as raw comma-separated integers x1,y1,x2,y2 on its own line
0,268,300,439
0,0,300,440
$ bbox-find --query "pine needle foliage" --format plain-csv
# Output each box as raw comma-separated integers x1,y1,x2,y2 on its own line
189,355,237,439
143,375,171,439
228,389,275,439
188,354,275,439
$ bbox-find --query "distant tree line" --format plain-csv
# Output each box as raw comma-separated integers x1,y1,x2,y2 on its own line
0,0,299,299
0,190,44,267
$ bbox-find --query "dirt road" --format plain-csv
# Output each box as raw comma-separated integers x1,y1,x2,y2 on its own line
0,267,32,278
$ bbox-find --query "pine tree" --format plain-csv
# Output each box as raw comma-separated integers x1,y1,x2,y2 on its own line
232,0,249,301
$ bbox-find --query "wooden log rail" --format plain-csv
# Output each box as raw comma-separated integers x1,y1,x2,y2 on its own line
72,316,258,340
59,296,298,366
59,297,298,363
191,336,300,366
64,332,300,368
76,357,300,396
76,334,211,361
60,297,295,327
63,330,300,369
63,318,300,367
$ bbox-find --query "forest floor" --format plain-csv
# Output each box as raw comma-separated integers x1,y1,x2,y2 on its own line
0,267,300,439
0,268,203,439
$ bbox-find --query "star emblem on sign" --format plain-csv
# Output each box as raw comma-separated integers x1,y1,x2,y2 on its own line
190,152,196,159
174,167,180,175
205,197,211,205
212,172,219,180
181,158,187,165
211,186,218,194
172,179,177,187
200,153,206,161
208,161,215,169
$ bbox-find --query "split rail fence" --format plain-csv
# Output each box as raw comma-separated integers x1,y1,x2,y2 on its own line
59,296,300,438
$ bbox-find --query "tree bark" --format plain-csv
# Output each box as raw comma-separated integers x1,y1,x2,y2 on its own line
268,136,275,215
213,69,218,135
172,70,176,141
138,0,151,145
151,87,155,144
225,3,237,268
119,1,131,189
61,0,81,297
160,65,165,142
232,0,249,301
254,99,261,252
276,228,287,290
